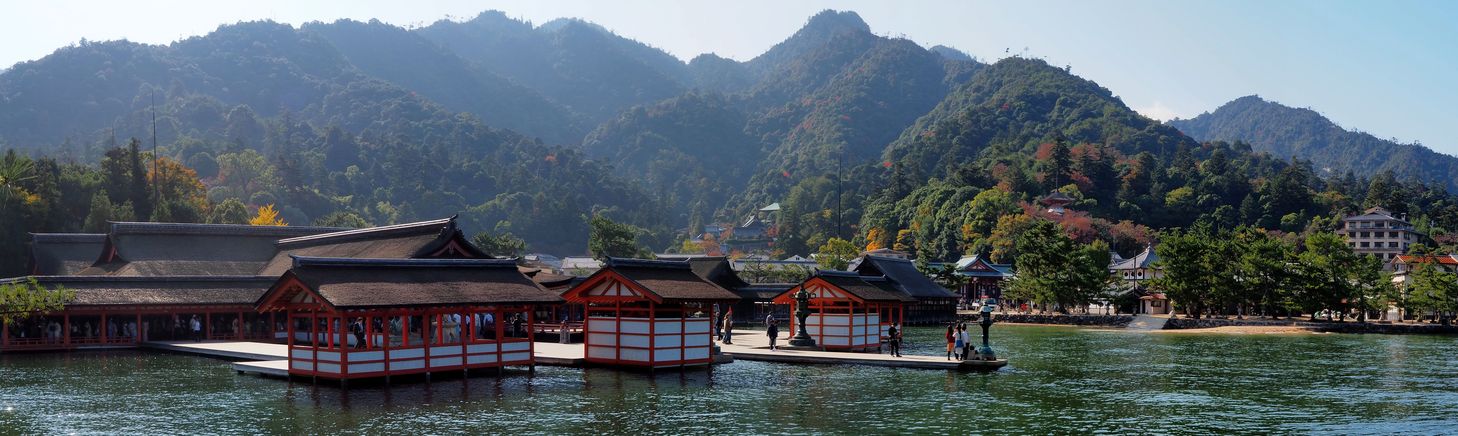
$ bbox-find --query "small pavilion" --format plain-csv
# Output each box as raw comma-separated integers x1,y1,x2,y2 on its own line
561,258,739,368
771,270,912,351
254,256,562,380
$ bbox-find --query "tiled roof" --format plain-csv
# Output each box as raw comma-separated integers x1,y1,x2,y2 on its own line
5,275,273,307
849,255,957,299
28,233,106,275
594,258,741,302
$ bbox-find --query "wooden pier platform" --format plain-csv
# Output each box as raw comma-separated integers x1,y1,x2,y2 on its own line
142,340,288,361
720,330,1007,371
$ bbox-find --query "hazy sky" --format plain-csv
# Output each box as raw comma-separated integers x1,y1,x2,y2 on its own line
4,0,1456,155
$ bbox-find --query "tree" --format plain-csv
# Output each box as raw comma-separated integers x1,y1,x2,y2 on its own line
587,214,649,260
0,278,74,325
987,214,1034,264
1150,225,1228,319
249,203,288,226
1003,219,1109,312
313,211,372,228
209,198,250,224
473,231,528,258
1407,261,1458,324
1232,227,1294,318
815,237,860,271
1293,232,1368,321
149,156,209,223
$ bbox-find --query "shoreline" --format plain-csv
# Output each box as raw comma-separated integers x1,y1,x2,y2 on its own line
957,313,1458,335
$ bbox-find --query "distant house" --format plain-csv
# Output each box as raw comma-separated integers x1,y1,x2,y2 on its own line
1389,253,1458,288
860,248,910,259
1108,244,1167,315
1341,207,1422,266
849,255,958,324
953,254,1013,305
561,256,604,273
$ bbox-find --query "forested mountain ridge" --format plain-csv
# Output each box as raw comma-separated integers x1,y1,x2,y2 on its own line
4,8,1457,275
1168,95,1458,192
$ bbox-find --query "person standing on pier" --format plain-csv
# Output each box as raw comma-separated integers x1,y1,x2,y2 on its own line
886,323,902,357
190,315,202,341
945,324,956,360
954,324,966,360
721,308,734,344
766,319,779,351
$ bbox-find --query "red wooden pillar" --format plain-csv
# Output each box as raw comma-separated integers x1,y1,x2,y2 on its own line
236,311,244,341
63,314,70,347
100,313,108,344
204,312,211,340
647,301,656,367
526,306,536,370
311,311,319,375
135,313,142,344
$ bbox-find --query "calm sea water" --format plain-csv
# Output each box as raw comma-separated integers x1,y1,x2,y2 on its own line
2,325,1456,435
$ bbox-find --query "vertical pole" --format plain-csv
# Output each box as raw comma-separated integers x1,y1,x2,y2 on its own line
63,314,70,348
526,306,536,373
648,301,656,367
205,312,211,341
100,313,108,345
135,313,142,344
236,311,244,341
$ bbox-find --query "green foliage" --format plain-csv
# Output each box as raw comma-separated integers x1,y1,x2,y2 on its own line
472,228,528,258
1171,95,1458,193
587,214,650,260
815,237,859,271
1405,261,1458,323
208,198,251,225
1003,219,1111,311
0,278,74,324
313,211,372,228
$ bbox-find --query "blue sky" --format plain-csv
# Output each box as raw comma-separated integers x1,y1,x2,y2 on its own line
3,0,1455,155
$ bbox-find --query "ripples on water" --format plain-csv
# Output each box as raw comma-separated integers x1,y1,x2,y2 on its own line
1,326,1455,434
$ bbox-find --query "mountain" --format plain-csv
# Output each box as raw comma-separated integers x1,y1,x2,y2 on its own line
0,20,671,256
885,57,1196,176
1168,95,1458,191
417,11,688,124
305,19,583,144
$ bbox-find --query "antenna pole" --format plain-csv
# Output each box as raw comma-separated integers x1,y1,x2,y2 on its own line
151,91,160,214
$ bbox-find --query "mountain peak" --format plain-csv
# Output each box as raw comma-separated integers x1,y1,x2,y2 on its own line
929,45,973,62
803,10,870,35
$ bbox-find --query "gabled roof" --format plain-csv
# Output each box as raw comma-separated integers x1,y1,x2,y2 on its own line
758,203,782,212
849,255,957,299
1041,191,1074,205
80,222,345,276
257,257,561,311
953,254,1013,278
1344,207,1409,224
4,275,273,307
258,218,485,276
1110,245,1159,270
28,233,106,275
734,283,796,301
1393,254,1458,266
564,258,740,303
772,270,914,303
685,256,750,290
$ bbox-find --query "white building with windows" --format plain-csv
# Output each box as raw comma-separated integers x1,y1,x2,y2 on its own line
1341,207,1421,267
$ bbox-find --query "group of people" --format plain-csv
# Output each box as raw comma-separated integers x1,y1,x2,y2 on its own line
945,322,977,360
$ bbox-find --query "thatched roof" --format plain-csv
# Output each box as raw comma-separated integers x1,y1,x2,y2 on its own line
28,233,106,275
262,257,562,310
5,276,273,307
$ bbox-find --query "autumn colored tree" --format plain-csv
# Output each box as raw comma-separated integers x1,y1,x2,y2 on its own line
249,203,288,226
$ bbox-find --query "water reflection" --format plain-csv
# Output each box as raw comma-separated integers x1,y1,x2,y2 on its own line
2,326,1457,433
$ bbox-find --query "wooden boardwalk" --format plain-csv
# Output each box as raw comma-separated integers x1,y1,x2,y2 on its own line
720,330,1006,371
142,340,287,361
